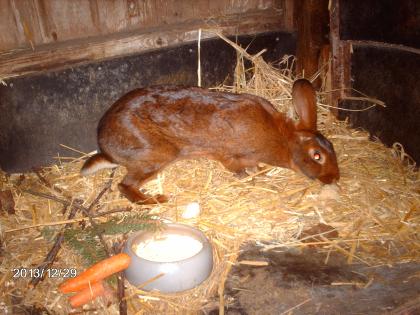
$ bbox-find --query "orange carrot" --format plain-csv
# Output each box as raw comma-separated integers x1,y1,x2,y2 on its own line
59,253,131,293
69,281,105,308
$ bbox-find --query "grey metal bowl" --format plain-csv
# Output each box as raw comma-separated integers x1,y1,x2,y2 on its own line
123,223,213,293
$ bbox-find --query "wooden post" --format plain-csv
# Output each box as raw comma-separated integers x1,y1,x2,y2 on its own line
295,0,330,89
329,0,351,115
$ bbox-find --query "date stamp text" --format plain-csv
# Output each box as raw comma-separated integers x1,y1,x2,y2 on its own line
12,268,77,279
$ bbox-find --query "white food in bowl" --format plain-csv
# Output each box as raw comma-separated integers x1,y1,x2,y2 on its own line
134,234,203,262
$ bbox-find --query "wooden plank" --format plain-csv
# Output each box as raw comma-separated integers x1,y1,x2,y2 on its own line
0,0,285,51
349,40,420,55
0,10,285,80
88,0,101,34
0,0,20,51
95,0,128,33
33,0,58,44
339,0,420,49
295,0,329,88
283,0,295,32
38,0,99,43
10,0,44,50
329,0,351,114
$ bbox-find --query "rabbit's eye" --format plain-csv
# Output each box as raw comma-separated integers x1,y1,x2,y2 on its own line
311,150,324,163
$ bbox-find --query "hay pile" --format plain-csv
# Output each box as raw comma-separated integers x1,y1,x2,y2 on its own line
1,35,419,314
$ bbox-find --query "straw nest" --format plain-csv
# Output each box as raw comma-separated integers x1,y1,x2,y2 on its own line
0,34,419,314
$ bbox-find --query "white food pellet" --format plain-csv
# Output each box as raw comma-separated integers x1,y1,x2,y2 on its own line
182,202,201,219
134,234,203,262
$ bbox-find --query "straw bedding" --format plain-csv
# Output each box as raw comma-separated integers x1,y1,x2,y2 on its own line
0,36,418,314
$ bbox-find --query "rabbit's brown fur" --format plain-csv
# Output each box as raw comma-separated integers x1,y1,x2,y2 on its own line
82,80,339,204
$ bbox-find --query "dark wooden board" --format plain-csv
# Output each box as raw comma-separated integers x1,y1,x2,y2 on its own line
338,44,420,164
339,0,420,49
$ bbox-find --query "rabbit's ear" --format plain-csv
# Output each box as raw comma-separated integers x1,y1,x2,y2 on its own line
292,79,317,131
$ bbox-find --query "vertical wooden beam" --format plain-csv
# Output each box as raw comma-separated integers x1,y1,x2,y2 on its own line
284,0,295,32
329,0,351,115
295,0,329,88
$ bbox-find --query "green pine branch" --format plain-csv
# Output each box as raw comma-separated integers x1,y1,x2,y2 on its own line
42,212,162,267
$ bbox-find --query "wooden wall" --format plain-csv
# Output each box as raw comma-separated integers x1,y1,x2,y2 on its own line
330,0,420,163
339,0,420,48
0,0,294,80
0,0,291,52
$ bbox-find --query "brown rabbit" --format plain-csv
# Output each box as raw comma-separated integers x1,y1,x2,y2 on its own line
81,79,339,204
